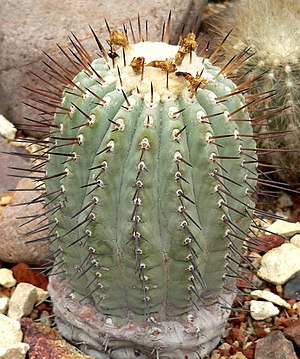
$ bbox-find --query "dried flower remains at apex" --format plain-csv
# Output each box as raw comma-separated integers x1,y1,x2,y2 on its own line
109,30,212,100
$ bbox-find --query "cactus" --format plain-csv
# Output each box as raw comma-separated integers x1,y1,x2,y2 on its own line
15,17,275,358
204,0,300,182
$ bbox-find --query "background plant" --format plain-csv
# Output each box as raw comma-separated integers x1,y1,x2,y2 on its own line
204,0,300,182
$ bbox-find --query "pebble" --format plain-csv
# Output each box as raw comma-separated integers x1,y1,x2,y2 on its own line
0,344,30,359
0,114,16,141
35,287,48,302
251,289,291,309
229,353,247,359
218,342,231,351
293,302,300,315
255,330,297,359
252,274,265,289
250,300,279,320
278,192,293,207
0,269,16,288
283,271,300,300
39,310,52,327
7,283,37,319
257,243,300,285
290,234,300,249
0,313,29,359
0,297,9,314
266,220,300,237
249,252,262,269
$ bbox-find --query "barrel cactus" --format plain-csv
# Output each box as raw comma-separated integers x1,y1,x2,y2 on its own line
19,17,266,358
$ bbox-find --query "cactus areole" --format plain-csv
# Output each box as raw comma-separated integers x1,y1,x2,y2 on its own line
40,26,258,358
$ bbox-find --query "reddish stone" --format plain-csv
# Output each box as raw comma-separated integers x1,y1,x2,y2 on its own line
287,308,297,316
229,311,247,325
36,303,53,316
255,327,267,338
220,348,231,357
226,336,234,345
242,344,255,359
231,327,245,344
292,208,300,222
274,316,290,328
284,318,300,349
287,299,297,307
252,234,285,253
20,318,93,358
0,287,13,298
248,335,256,343
236,278,253,289
229,346,238,355
11,263,48,290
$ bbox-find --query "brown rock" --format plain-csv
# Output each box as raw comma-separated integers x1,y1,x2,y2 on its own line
20,318,93,358
0,137,29,194
255,331,297,359
0,178,51,264
11,263,48,291
252,234,286,254
0,0,207,136
284,318,300,350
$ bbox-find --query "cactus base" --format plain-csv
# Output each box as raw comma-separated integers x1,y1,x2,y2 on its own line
49,276,235,359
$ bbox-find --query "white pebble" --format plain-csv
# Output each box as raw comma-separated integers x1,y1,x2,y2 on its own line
8,283,37,319
293,302,300,315
251,289,291,309
0,343,30,359
250,300,279,320
35,288,48,303
0,114,17,141
0,313,22,345
257,243,300,285
0,269,16,288
0,297,9,314
218,342,231,351
267,220,300,237
290,234,300,249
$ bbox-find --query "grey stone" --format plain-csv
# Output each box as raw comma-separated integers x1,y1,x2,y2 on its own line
0,178,51,264
283,271,300,301
39,310,52,327
0,0,207,136
255,331,297,359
